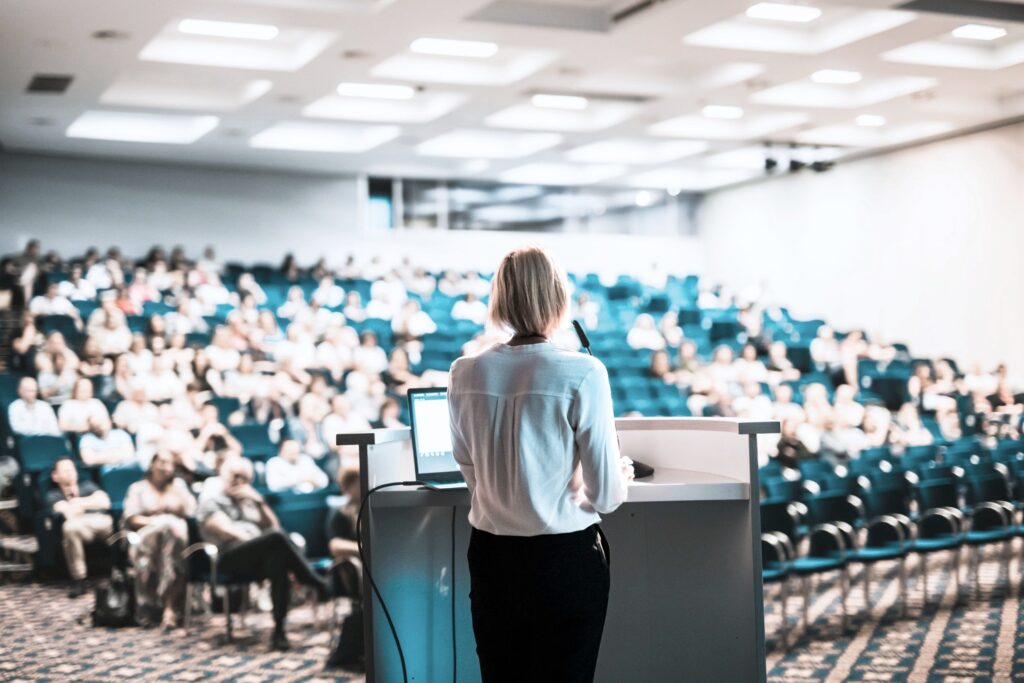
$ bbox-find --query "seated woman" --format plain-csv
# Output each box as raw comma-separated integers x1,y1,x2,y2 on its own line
198,457,330,651
325,467,365,672
122,451,197,628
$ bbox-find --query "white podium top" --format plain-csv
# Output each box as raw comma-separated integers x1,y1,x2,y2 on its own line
365,467,747,508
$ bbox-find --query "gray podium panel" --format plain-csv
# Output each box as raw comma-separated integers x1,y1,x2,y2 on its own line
367,499,761,683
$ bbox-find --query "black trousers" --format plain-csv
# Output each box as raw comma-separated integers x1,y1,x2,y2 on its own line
467,524,611,683
217,529,321,629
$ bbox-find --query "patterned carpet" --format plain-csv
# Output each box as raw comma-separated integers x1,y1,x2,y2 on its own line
764,537,1024,682
0,582,363,683
2,540,1023,682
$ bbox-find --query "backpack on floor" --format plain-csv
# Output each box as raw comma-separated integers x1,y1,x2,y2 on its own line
92,568,136,628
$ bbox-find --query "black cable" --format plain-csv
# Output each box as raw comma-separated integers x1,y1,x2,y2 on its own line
451,504,457,683
356,480,425,683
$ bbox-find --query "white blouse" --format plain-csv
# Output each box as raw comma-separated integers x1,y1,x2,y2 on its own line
449,342,627,537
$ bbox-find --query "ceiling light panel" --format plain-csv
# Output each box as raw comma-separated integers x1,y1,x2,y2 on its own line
99,72,272,111
140,20,335,71
648,111,808,140
566,138,708,165
952,24,1007,41
336,82,415,99
410,37,498,58
751,75,937,108
882,36,1024,70
703,104,744,119
177,19,279,40
416,129,562,158
304,91,466,124
485,100,639,132
811,69,862,84
684,7,913,54
531,93,588,110
745,3,822,23
500,162,625,186
249,121,399,153
371,47,557,86
66,110,219,144
795,121,954,147
856,114,886,127
628,167,760,192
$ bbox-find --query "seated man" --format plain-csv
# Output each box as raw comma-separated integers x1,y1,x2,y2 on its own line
326,467,364,672
197,457,330,651
78,415,136,466
8,376,60,436
46,457,113,596
265,438,328,492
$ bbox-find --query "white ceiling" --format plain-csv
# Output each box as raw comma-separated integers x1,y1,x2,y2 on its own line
1,0,1022,192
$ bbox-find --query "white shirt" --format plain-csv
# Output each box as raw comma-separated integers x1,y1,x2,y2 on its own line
449,342,627,537
265,454,329,492
7,399,60,435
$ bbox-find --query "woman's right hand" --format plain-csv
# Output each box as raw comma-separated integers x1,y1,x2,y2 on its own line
620,455,635,481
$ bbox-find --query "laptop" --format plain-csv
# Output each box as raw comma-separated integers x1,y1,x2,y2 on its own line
407,387,466,489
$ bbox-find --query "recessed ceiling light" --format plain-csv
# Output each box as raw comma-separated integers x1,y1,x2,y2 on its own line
951,23,1007,41
249,121,399,153
745,3,822,23
336,82,415,100
177,19,279,41
66,110,219,144
409,37,498,58
811,69,862,84
856,114,886,127
416,129,562,159
531,93,588,110
702,105,744,119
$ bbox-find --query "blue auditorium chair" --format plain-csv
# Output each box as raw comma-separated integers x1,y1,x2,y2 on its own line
913,479,965,601
15,434,72,473
229,423,277,461
99,462,145,520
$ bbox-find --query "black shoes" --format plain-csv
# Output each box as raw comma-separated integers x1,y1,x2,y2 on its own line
271,629,291,652
67,580,88,598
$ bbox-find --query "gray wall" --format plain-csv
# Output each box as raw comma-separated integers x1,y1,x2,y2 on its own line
0,152,364,264
699,121,1024,373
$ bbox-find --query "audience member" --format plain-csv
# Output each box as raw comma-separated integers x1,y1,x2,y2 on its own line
8,377,60,436
197,458,330,651
265,438,329,492
46,458,113,596
78,415,136,466
122,450,197,628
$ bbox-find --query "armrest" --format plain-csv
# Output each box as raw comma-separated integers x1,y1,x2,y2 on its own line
106,529,140,547
833,521,859,550
183,542,219,560
919,508,962,536
847,495,866,522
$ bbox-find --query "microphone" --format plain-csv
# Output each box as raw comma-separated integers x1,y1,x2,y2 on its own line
572,319,592,355
572,319,654,479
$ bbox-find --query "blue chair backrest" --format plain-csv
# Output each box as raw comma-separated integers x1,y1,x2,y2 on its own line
99,463,145,504
16,434,72,473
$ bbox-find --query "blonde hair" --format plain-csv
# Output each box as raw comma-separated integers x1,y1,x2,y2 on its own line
489,247,569,337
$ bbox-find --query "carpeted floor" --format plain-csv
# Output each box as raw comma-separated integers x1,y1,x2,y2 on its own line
2,539,1023,682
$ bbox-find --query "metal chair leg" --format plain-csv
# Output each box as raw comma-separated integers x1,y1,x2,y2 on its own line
899,558,907,617
780,579,788,649
840,568,849,633
864,564,872,609
184,583,193,631
955,547,962,600
922,554,928,603
802,575,810,633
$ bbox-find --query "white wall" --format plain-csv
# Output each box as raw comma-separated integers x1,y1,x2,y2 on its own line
698,121,1024,371
0,152,702,278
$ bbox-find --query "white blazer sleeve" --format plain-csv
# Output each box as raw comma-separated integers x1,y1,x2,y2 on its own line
571,362,627,514
448,364,477,491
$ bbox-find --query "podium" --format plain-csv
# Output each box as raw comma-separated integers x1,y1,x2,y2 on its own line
337,416,778,683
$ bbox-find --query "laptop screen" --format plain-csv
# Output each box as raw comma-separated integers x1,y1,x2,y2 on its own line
408,389,460,478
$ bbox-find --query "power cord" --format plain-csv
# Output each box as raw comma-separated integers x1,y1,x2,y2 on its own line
356,481,461,683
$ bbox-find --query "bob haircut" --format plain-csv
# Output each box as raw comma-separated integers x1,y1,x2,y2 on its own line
489,247,570,337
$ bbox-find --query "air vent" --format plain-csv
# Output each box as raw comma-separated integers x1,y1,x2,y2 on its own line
469,0,670,34
898,0,1024,23
26,74,73,94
